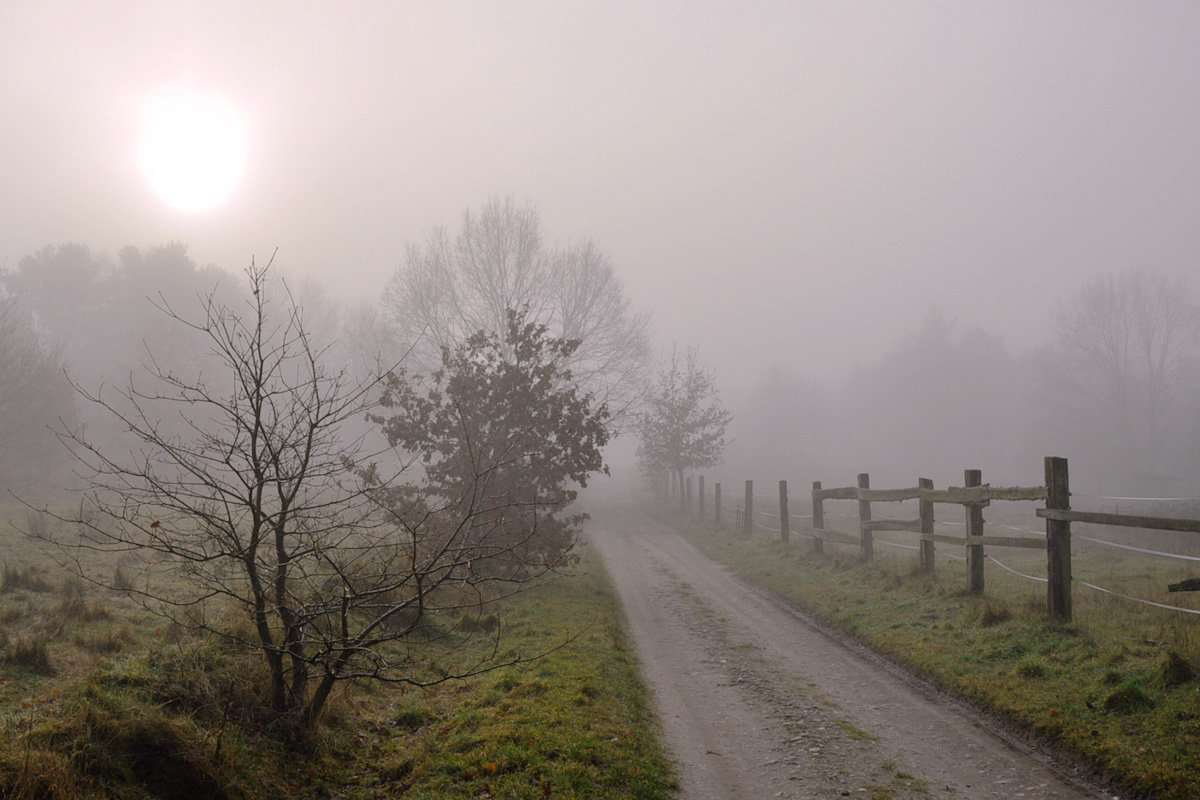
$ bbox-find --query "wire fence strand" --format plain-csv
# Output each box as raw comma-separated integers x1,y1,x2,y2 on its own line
1076,580,1200,616
1075,534,1200,562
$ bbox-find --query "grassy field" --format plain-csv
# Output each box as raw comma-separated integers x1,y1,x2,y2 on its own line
0,513,676,800
644,496,1200,800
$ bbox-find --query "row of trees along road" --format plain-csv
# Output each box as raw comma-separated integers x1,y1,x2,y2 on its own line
44,262,613,727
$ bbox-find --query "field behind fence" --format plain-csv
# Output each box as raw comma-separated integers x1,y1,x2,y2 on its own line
661,457,1200,624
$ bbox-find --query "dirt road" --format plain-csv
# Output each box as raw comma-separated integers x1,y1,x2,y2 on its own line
583,487,1116,800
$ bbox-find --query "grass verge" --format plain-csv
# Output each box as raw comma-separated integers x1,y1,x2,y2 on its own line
0,539,675,800
645,498,1200,800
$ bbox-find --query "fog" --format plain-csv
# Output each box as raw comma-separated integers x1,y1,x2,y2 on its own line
5,2,1200,493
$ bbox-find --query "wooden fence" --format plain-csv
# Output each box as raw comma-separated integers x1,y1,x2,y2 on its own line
672,456,1200,621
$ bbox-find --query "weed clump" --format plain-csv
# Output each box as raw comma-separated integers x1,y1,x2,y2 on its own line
1158,650,1196,689
1,562,52,593
456,612,499,632
0,748,93,800
76,625,134,655
1016,659,1047,678
394,706,438,731
1102,682,1154,714
46,580,109,635
2,637,54,675
977,601,1012,628
511,678,550,697
1020,594,1045,615
71,694,230,800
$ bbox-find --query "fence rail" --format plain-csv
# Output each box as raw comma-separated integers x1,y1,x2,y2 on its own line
1036,508,1200,534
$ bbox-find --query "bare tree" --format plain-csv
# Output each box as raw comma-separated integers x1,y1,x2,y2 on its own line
382,197,650,422
636,346,732,501
1038,271,1200,484
46,262,386,726
41,263,613,728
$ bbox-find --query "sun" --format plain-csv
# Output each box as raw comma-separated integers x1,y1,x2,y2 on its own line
138,91,247,214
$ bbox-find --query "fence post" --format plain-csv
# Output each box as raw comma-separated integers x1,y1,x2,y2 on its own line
698,475,705,521
811,481,825,554
714,482,722,530
919,477,935,573
1045,456,1072,620
779,480,790,543
858,473,873,561
965,469,985,594
743,480,754,538
685,476,692,514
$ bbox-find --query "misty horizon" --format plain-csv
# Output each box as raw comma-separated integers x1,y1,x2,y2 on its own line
5,2,1200,494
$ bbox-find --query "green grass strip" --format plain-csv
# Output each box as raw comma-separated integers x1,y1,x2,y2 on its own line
0,542,676,800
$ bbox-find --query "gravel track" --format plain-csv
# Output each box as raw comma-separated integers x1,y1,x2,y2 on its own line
583,484,1119,800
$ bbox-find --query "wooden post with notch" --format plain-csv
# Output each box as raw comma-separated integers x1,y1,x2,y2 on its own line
965,469,985,594
698,475,705,521
743,480,754,538
779,480,790,543
858,473,873,561
919,477,935,572
811,480,825,554
714,482,722,531
1045,456,1072,620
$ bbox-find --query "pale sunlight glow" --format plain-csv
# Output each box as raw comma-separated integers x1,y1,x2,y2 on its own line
138,92,247,214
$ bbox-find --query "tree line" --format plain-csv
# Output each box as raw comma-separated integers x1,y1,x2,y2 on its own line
1,198,726,730
10,193,1191,729
727,273,1200,495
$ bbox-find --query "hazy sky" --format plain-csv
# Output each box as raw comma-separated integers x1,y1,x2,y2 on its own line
5,1,1200,390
